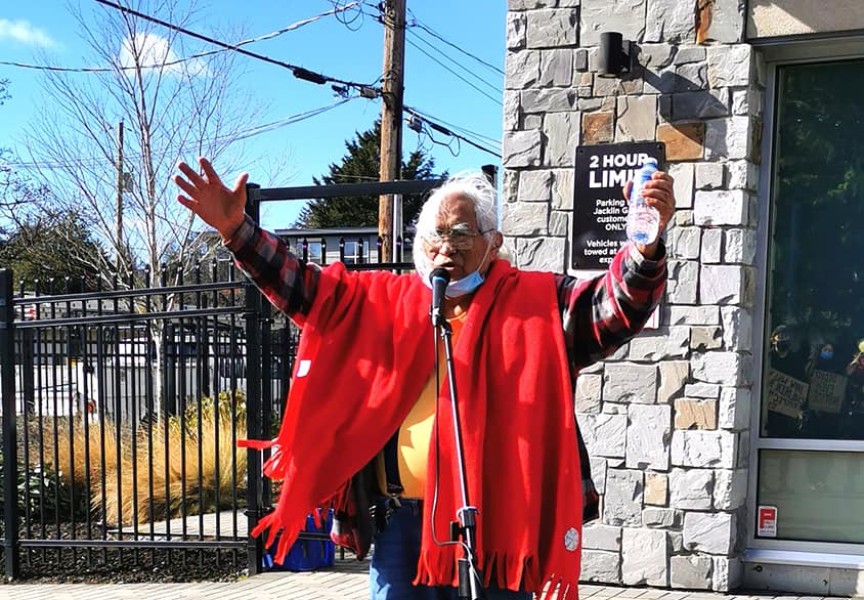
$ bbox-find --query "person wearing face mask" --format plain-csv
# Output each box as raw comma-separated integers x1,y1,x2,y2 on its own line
801,341,846,438
173,159,674,600
765,325,810,437
806,342,843,378
842,340,864,434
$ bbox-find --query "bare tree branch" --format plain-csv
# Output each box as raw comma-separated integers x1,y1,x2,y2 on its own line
24,0,264,290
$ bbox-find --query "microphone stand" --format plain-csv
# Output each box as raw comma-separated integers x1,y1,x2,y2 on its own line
432,311,484,600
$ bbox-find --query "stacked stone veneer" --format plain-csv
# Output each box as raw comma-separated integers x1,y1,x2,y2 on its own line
503,0,765,592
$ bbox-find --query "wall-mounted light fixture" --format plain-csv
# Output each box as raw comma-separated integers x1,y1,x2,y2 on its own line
596,31,633,78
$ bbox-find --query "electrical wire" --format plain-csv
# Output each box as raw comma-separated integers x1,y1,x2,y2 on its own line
322,173,384,182
405,37,501,106
328,0,367,31
404,106,501,158
429,325,461,551
229,97,358,141
408,10,504,77
423,124,462,157
352,2,503,105
355,2,503,78
91,0,379,91
406,28,502,96
4,97,360,171
2,4,362,75
406,106,501,146
329,2,503,153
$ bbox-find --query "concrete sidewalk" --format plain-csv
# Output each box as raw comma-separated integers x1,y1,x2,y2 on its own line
0,558,850,600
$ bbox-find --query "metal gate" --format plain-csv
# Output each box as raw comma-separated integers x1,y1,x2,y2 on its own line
0,177,444,581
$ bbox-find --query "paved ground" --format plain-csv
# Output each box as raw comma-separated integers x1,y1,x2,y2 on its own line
0,557,852,600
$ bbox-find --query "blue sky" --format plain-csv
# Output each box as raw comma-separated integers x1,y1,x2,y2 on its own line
0,1,505,230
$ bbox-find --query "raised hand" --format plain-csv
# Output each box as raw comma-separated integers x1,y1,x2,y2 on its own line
174,157,248,242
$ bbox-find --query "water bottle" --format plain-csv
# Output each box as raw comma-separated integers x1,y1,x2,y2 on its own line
626,158,660,245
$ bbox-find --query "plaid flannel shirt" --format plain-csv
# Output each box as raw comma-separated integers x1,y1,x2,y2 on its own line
226,216,667,522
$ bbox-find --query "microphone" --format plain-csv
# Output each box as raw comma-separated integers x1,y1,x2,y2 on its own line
429,268,450,327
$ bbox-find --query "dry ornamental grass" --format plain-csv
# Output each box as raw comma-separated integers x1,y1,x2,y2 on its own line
44,391,248,526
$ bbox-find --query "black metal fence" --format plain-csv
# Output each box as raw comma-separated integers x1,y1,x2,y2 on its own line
0,178,436,582
0,262,271,580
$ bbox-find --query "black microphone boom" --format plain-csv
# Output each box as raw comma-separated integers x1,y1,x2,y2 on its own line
429,268,450,328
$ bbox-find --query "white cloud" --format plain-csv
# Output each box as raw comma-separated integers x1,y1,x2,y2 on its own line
119,32,208,77
0,19,57,47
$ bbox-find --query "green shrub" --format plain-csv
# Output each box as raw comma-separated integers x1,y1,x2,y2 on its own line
0,459,87,527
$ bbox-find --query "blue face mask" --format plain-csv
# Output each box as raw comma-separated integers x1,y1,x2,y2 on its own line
421,266,486,298
444,269,485,298
421,240,493,298
820,350,834,360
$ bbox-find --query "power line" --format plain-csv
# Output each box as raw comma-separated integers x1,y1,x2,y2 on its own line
405,37,501,106
406,28,502,97
404,106,501,158
350,3,503,78
329,1,502,157
407,11,504,76
231,97,359,141
1,5,364,75
92,0,379,92
327,0,368,31
4,98,361,171
348,3,503,106
406,105,501,147
322,173,383,182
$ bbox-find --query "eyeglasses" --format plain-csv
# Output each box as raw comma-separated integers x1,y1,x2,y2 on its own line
422,227,492,251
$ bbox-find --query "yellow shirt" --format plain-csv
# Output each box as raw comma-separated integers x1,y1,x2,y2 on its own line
397,313,466,499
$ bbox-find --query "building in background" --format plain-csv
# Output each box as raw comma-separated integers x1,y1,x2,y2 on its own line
274,226,380,265
503,0,864,594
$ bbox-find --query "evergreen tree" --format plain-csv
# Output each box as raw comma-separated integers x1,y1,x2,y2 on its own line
295,120,446,229
0,211,105,292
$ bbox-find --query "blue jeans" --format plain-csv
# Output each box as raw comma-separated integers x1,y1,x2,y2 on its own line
369,499,531,600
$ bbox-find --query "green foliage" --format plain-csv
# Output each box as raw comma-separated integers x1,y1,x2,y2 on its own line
769,61,864,348
171,390,247,434
0,460,87,527
295,120,446,229
0,211,105,292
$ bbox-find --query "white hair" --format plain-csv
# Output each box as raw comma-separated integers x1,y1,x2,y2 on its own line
412,172,498,276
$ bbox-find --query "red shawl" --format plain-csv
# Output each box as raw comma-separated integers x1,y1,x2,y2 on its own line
248,259,583,598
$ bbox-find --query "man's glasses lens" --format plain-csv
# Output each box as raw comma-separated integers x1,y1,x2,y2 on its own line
426,229,479,250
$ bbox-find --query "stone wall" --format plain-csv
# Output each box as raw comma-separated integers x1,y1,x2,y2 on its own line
503,0,764,591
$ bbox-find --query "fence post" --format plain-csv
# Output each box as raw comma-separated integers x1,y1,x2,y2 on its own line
0,269,20,580
259,299,273,511
243,184,264,575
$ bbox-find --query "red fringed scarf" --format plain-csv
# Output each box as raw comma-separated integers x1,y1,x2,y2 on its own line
246,259,583,598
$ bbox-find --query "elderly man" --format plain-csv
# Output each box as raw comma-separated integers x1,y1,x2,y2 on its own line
174,158,674,600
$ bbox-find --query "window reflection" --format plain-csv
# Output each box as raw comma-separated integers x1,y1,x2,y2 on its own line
763,59,864,441
758,450,864,543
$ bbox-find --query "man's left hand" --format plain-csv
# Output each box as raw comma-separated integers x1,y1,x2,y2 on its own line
624,171,676,259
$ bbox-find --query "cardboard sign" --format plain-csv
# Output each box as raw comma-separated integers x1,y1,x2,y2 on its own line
571,142,666,270
765,368,808,418
807,369,847,414
757,506,777,537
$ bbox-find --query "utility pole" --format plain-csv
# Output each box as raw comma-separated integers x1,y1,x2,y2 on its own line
378,0,406,262
115,120,125,280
